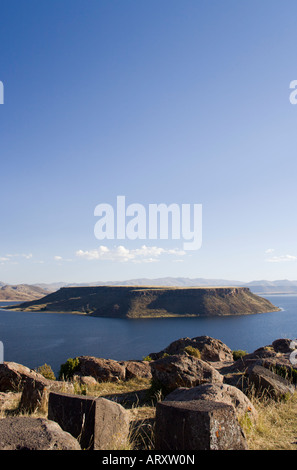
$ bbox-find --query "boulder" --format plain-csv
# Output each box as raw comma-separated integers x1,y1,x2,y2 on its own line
48,392,130,450
0,417,81,450
248,364,295,399
19,377,74,413
119,360,152,380
272,338,293,354
150,354,223,393
164,383,257,420
0,362,45,392
77,356,126,382
149,336,233,362
73,374,98,387
155,400,248,450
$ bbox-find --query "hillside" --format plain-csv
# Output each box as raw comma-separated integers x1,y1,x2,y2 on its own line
0,284,49,302
8,286,280,318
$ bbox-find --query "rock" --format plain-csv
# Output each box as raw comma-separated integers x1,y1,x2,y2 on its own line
155,400,248,450
272,338,293,354
231,347,278,374
0,362,45,392
119,360,152,380
73,374,98,387
19,377,74,413
164,383,257,420
149,336,233,362
48,392,130,450
150,354,223,393
0,417,81,450
248,364,295,399
77,356,126,382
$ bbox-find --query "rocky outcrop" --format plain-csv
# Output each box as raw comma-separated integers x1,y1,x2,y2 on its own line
149,336,233,362
76,357,152,382
150,354,223,393
118,360,152,380
77,357,126,382
0,417,81,450
0,362,44,392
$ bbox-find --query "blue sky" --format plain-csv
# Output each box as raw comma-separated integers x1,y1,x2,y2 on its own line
0,0,297,284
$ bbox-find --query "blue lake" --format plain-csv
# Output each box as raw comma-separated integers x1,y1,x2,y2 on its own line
0,294,296,375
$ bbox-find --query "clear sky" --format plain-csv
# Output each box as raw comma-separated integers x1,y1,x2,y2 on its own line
1,0,297,284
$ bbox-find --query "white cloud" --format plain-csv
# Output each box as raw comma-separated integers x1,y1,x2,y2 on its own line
266,254,297,263
76,245,186,263
0,253,33,264
265,248,275,254
54,256,63,261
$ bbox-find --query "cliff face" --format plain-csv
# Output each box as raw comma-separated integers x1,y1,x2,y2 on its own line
8,286,280,318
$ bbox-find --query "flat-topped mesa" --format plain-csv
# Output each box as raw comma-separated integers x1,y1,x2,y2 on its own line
8,286,280,318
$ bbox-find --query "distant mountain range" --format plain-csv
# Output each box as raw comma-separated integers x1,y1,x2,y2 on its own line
0,278,297,302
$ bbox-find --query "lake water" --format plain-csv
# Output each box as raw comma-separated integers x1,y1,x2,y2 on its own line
0,295,296,376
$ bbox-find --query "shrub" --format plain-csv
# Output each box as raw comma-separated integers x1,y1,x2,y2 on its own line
143,355,153,362
233,350,247,361
59,357,80,380
37,363,56,380
183,346,201,359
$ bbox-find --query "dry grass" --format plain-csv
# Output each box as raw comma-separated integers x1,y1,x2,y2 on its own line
72,377,151,398
241,391,297,450
3,376,297,450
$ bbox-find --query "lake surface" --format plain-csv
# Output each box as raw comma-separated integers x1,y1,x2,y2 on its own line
0,295,296,375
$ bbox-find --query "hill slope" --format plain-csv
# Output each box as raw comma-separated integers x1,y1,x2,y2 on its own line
0,284,49,301
8,286,280,318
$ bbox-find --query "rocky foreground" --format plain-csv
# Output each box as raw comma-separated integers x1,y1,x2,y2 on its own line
8,285,280,318
0,335,296,450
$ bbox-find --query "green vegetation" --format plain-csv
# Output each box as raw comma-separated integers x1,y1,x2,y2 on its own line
183,346,201,359
232,350,247,361
143,355,153,362
58,357,80,380
36,363,56,380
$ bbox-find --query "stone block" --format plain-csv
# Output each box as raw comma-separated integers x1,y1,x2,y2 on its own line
155,399,248,450
48,392,130,450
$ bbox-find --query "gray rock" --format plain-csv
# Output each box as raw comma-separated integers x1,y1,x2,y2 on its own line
165,383,257,420
0,362,45,392
272,338,293,354
77,356,126,382
119,360,152,380
150,335,233,362
150,354,223,393
48,392,130,450
19,376,74,413
0,417,81,450
248,364,295,399
155,400,248,450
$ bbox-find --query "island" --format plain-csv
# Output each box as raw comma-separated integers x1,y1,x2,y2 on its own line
6,286,280,318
